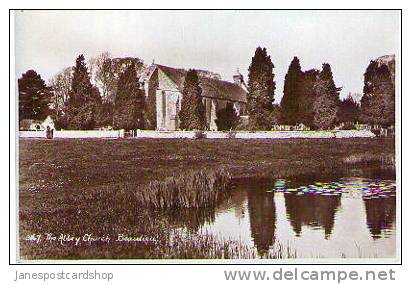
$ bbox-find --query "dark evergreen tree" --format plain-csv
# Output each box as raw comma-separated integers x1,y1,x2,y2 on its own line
247,47,276,130
63,55,102,129
312,63,341,130
178,70,206,130
113,62,145,130
18,70,51,121
337,95,360,125
145,82,157,130
215,103,240,131
313,92,338,130
271,104,282,125
280,57,304,125
298,69,320,128
360,60,395,127
95,101,114,128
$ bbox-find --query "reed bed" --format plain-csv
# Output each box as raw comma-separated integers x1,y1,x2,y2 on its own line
343,153,395,167
134,167,233,208
151,231,297,259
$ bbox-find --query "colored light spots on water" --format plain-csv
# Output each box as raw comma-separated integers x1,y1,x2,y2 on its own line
270,178,396,199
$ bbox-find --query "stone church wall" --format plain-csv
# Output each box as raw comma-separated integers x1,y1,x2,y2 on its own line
148,66,247,131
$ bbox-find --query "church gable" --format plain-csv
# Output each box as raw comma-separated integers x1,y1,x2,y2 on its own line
157,67,181,91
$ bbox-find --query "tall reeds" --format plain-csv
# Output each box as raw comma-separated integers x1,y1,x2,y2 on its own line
151,231,297,259
343,153,395,168
134,167,233,209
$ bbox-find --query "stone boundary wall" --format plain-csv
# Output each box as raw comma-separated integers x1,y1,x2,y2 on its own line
19,130,125,139
19,129,375,139
134,130,196,139
136,130,375,139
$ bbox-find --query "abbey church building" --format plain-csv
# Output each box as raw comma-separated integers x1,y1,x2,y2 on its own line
142,64,247,131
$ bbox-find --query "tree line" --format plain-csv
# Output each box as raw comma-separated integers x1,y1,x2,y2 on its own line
19,54,147,130
18,48,395,131
246,48,394,131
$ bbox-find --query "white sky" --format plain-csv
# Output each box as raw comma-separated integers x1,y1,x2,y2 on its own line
14,10,400,101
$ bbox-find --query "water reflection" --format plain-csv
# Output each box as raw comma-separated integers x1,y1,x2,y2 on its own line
364,196,396,239
247,190,276,254
172,174,397,258
284,193,341,239
166,207,218,232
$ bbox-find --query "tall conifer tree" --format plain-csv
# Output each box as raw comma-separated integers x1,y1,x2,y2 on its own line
298,69,320,128
18,70,51,122
113,62,145,130
280,56,303,125
63,54,102,129
247,47,276,130
178,70,206,130
312,63,340,129
360,60,395,127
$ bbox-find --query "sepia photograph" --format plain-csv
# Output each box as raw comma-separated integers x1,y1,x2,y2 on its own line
14,10,400,263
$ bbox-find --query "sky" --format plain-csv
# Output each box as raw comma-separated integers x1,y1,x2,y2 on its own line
14,10,400,101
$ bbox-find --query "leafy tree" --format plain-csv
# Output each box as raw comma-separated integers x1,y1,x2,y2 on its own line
113,62,145,130
280,57,304,125
88,53,146,104
63,54,102,130
215,103,240,131
312,63,340,129
49,67,72,119
88,52,116,104
247,47,276,130
18,70,52,122
360,60,395,127
178,69,206,130
88,54,147,128
111,57,146,79
337,95,360,125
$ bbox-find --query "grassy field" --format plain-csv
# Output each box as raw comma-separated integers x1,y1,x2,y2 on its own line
18,138,395,259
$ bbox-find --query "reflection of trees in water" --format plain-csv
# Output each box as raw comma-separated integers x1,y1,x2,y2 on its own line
232,191,247,220
284,194,341,239
163,188,238,233
165,207,217,233
247,190,276,255
166,189,250,233
364,197,396,239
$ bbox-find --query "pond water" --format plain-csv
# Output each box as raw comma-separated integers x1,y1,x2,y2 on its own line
195,171,397,259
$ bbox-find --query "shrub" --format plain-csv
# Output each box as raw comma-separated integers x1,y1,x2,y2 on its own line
227,131,237,139
215,103,240,131
370,128,381,137
193,130,206,139
341,124,356,130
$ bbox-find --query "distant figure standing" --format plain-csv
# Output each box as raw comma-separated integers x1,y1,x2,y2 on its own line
46,126,54,139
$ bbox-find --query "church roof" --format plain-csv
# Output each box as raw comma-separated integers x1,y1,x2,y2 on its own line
155,64,247,103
